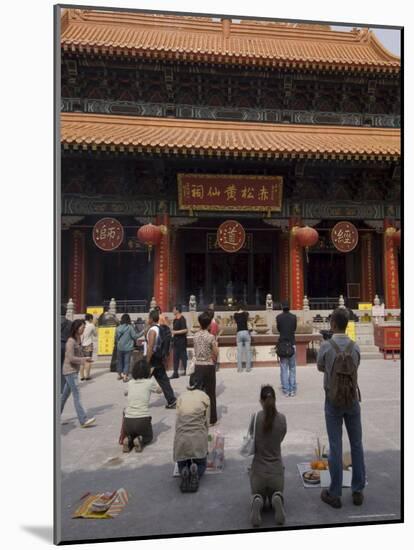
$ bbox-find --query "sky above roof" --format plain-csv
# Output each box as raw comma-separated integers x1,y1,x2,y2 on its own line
331,26,401,56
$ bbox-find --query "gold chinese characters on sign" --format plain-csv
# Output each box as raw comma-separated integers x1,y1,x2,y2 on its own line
178,174,283,213
93,218,124,251
217,220,246,253
331,221,359,253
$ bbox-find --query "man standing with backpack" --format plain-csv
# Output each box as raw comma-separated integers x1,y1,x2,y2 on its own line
276,301,297,397
146,309,176,409
317,307,365,509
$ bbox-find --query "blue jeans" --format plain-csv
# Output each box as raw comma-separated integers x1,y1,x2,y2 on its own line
61,372,87,425
237,330,251,371
279,350,296,394
177,457,207,478
324,398,366,497
117,350,132,376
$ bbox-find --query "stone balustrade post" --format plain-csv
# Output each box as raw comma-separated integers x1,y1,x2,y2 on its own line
109,297,117,315
66,298,74,321
189,295,197,312
266,294,273,311
302,295,312,325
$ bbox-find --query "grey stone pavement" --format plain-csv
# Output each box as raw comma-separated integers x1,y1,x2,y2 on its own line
58,359,401,543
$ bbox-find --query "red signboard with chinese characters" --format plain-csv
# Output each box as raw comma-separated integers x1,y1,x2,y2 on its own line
384,223,400,308
331,221,359,253
217,220,246,252
178,174,283,213
92,218,124,251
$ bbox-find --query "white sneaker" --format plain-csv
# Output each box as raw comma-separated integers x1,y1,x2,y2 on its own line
81,417,96,428
271,492,286,525
250,495,263,527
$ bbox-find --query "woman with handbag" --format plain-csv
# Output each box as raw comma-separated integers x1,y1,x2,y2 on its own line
246,385,287,527
61,319,96,428
193,311,219,425
173,373,210,493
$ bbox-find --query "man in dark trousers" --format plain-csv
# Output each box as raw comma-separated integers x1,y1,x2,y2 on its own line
316,307,365,509
146,310,176,409
276,301,297,397
170,305,188,379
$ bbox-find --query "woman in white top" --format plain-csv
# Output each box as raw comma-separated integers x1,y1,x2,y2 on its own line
80,313,97,380
123,359,159,453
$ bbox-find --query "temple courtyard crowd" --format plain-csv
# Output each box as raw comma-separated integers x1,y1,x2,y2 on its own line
59,299,376,529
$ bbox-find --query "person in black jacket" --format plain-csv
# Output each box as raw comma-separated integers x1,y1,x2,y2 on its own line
276,301,297,397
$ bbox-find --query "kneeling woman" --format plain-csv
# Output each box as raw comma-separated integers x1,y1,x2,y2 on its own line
173,374,210,493
249,385,287,527
123,359,158,452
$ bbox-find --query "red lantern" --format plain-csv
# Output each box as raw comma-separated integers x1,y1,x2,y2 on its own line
293,225,319,263
295,226,319,247
393,229,401,247
137,223,163,260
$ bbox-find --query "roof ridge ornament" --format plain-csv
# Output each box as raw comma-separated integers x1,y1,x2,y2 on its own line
222,18,231,39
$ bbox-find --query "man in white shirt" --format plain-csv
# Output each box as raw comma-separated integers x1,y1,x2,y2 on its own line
146,309,176,409
80,313,97,380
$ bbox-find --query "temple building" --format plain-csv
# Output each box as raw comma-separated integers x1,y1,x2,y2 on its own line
60,9,401,313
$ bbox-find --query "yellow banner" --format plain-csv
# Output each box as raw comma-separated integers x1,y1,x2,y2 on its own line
345,321,356,341
87,306,104,317
98,327,116,356
358,303,372,311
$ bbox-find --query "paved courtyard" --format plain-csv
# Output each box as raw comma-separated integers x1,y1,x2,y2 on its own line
58,359,401,543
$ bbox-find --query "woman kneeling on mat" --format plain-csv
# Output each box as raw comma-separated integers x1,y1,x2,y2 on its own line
173,373,210,493
249,385,287,527
123,359,158,453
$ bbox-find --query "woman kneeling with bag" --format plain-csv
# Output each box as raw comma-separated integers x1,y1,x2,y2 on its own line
173,373,210,493
248,385,287,527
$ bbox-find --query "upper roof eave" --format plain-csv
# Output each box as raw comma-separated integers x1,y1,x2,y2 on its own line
60,9,400,73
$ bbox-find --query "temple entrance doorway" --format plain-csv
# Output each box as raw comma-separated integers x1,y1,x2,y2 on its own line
184,251,272,308
306,253,346,302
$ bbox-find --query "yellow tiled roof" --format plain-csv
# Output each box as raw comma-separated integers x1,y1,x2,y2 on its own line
61,9,400,72
61,113,400,160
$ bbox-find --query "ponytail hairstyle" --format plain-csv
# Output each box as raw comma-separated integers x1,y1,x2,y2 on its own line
260,385,277,433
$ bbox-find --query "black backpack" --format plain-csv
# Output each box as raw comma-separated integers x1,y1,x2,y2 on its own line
276,340,295,358
152,324,172,361
328,339,361,408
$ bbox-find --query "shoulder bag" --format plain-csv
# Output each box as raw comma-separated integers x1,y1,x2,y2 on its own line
240,412,258,457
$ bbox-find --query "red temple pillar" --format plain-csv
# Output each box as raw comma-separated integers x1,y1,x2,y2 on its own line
69,229,86,314
361,232,376,302
279,232,290,303
289,219,304,310
383,220,400,308
170,226,178,308
153,213,171,312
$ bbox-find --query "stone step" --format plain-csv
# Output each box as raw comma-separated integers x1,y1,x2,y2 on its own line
361,352,385,360
359,345,381,353
356,339,376,346
92,357,111,368
355,327,374,335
